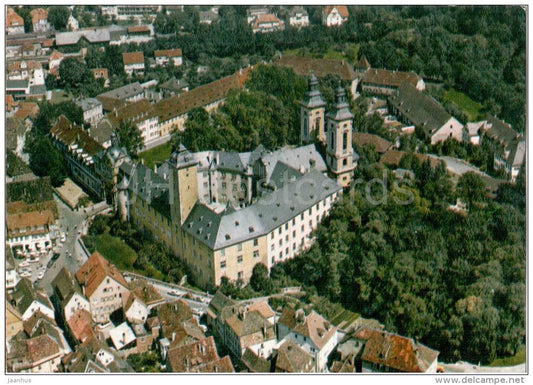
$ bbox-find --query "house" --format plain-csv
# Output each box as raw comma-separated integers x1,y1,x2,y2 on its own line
127,25,151,36
6,247,21,291
22,310,71,357
92,68,110,88
241,348,273,372
88,119,114,149
349,327,439,373
206,291,236,338
75,251,130,323
361,68,425,96
7,334,63,373
6,7,25,35
7,302,24,340
483,115,525,182
199,9,219,25
30,8,51,32
122,51,145,77
13,101,39,123
464,121,485,145
274,339,315,373
48,50,64,76
9,278,55,321
6,210,55,252
353,133,393,154
323,6,349,27
277,307,338,372
128,279,165,309
62,336,134,372
67,14,79,31
7,60,42,81
246,6,270,24
107,98,159,148
288,6,309,28
250,13,285,34
75,98,104,126
388,83,464,145
274,56,358,99
51,267,90,324
122,292,149,324
153,48,183,67
98,81,145,104
6,79,30,99
66,309,95,344
166,336,233,372
109,322,136,351
159,77,189,98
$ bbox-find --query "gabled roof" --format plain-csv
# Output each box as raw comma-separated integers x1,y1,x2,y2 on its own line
26,335,61,364
275,339,315,372
485,115,521,150
388,83,454,136
6,7,24,28
354,327,439,373
355,55,371,70
292,311,337,350
207,291,236,319
6,210,54,232
49,49,64,61
7,60,42,72
154,48,182,58
156,300,194,326
190,356,234,373
167,336,220,372
353,133,392,153
13,101,39,121
67,309,95,343
51,267,85,307
242,348,272,372
274,55,357,81
252,13,284,27
248,301,275,320
107,98,155,126
98,81,143,101
23,310,57,336
127,25,151,34
362,68,421,88
122,51,144,65
323,5,349,18
50,115,104,156
225,309,273,339
128,280,165,307
75,251,129,298
30,8,48,24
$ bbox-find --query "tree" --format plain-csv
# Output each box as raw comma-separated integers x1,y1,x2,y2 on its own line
59,57,94,95
48,6,70,31
250,263,273,294
457,172,486,207
25,136,67,187
116,120,143,157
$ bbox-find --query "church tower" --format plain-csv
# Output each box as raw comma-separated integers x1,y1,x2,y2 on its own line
326,86,355,188
300,73,326,144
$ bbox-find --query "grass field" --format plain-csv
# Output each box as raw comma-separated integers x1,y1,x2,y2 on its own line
443,89,485,122
83,233,164,280
50,90,74,104
282,43,359,64
331,309,360,327
138,142,173,169
489,346,526,367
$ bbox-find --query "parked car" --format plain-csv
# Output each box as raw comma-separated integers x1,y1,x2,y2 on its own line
37,271,45,280
19,261,30,268
51,253,60,261
20,271,31,278
28,257,39,263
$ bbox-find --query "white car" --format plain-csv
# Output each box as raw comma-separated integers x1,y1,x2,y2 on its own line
37,271,45,280
19,271,31,278
29,257,39,263
60,235,66,242
19,261,30,268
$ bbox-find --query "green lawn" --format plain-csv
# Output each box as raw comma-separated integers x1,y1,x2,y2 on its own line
50,90,74,104
489,346,526,367
443,89,485,122
331,309,360,327
138,142,173,170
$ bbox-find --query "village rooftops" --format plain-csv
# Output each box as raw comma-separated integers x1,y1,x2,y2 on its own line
67,309,95,343
75,251,129,298
154,48,182,57
166,336,221,372
98,82,143,101
275,339,315,372
30,8,48,24
107,98,155,125
7,210,54,237
50,115,104,157
189,356,234,373
354,327,439,372
292,310,337,350
7,7,24,28
11,279,54,317
122,51,144,65
274,55,357,81
51,267,85,307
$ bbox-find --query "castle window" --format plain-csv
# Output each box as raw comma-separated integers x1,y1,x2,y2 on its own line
253,239,259,247
253,250,259,258
343,132,348,150
220,261,226,269
237,255,243,263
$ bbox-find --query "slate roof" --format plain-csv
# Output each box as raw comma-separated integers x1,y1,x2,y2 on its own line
160,77,189,92
50,115,104,156
75,251,129,298
362,68,421,88
388,83,453,136
326,87,354,121
182,167,340,250
90,119,114,145
207,291,236,320
484,115,521,149
353,133,392,153
275,339,315,372
300,73,326,109
122,51,144,65
55,28,110,46
354,327,439,372
6,79,29,90
98,82,144,101
274,55,357,81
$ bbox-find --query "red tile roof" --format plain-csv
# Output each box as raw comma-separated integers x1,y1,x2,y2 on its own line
26,335,61,364
154,49,182,58
49,50,64,61
7,210,54,234
362,68,421,88
292,311,337,350
67,309,95,343
6,94,18,111
190,355,234,373
122,51,144,65
248,301,275,320
50,115,103,156
354,328,439,372
75,251,129,299
7,60,42,72
167,336,220,372
274,55,357,81
127,25,151,34
380,150,442,169
14,101,39,121
6,7,24,27
30,8,48,24
107,98,155,126
324,5,349,18
353,133,392,154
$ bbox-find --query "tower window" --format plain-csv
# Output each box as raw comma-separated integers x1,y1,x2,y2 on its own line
343,132,348,150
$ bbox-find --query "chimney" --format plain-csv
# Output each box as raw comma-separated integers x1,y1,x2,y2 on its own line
122,332,126,345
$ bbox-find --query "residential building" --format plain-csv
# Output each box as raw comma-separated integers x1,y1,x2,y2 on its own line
92,68,110,88
250,13,285,34
6,7,25,35
277,307,338,372
166,336,234,372
6,210,55,252
48,50,64,76
273,339,315,372
51,267,90,324
7,302,24,340
66,309,95,345
274,56,358,99
325,86,356,187
361,68,425,96
109,322,136,351
75,251,130,324
30,8,50,33
98,81,145,104
154,49,183,67
323,6,349,27
7,60,42,81
246,7,270,24
122,292,149,324
288,6,309,28
7,334,63,373
62,336,134,372
348,327,439,373
101,5,161,21
388,83,464,145
67,14,79,31
107,98,159,148
6,247,21,291
89,119,114,149
122,51,145,76
9,278,55,321
464,121,485,145
75,98,104,126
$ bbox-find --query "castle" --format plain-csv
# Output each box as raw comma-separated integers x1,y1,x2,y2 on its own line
115,75,356,288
